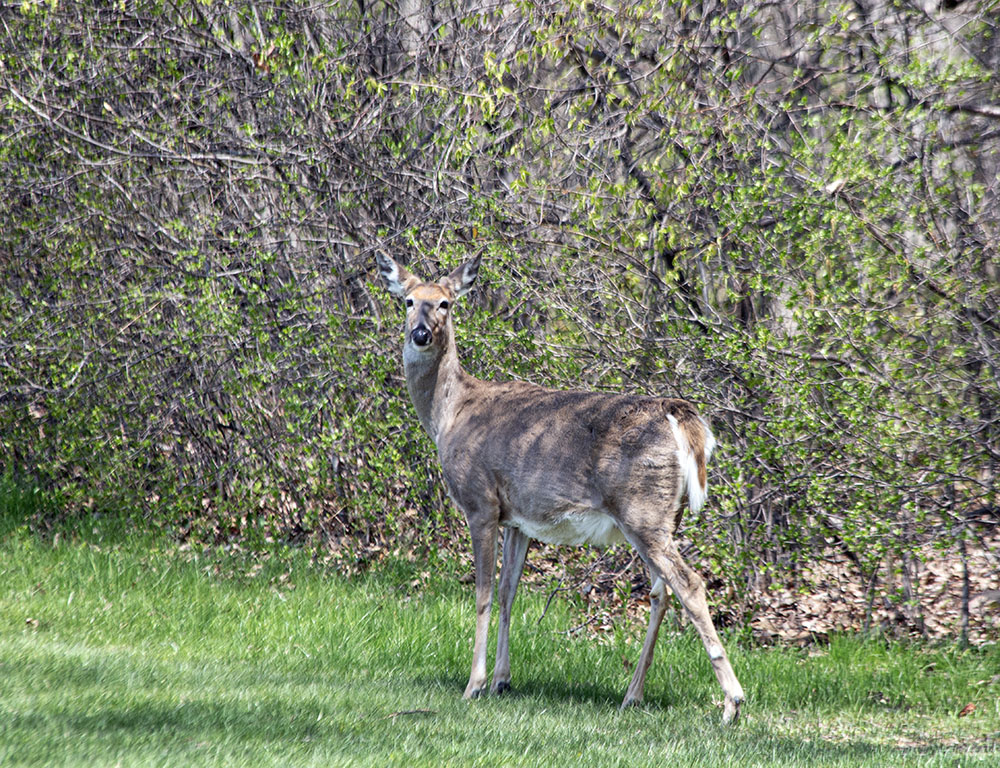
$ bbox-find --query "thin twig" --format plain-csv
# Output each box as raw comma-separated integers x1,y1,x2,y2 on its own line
537,582,570,625
383,709,435,719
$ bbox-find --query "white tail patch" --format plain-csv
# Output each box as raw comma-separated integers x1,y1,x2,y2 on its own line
667,414,715,513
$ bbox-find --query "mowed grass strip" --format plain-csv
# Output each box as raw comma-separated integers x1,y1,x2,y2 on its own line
0,526,998,767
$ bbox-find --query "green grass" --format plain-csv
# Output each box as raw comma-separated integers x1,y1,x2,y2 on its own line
0,510,997,765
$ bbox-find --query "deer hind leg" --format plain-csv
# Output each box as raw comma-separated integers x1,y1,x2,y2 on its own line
491,526,530,694
654,536,743,723
464,515,499,700
627,532,744,724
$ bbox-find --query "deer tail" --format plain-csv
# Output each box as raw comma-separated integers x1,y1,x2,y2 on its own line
668,411,716,514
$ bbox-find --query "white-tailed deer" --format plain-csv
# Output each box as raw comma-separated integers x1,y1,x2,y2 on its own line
376,253,744,724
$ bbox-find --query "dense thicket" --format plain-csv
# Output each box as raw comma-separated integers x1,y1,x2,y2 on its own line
2,1,997,626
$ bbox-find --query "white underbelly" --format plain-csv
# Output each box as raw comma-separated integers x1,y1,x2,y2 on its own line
505,510,626,547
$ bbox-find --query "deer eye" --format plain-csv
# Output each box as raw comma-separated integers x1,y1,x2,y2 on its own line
438,300,450,312
405,298,414,308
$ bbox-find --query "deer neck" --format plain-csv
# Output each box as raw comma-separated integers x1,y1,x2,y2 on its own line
402,328,469,446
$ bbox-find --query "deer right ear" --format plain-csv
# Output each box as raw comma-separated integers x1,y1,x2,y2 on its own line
376,252,419,298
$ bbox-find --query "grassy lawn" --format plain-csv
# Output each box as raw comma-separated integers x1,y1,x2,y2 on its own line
0,520,998,767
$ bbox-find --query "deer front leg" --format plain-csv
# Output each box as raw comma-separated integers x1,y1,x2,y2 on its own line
491,526,530,694
464,519,499,700
620,573,668,710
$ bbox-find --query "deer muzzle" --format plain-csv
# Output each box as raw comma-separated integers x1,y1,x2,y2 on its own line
411,326,432,347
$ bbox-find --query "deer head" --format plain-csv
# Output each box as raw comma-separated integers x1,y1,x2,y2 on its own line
376,252,480,356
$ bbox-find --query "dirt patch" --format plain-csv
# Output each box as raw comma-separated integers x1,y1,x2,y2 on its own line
749,528,1000,645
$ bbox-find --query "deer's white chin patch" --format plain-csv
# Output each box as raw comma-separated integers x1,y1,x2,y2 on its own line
403,342,436,362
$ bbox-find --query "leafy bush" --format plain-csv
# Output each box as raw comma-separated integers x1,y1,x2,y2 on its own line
1,1,996,624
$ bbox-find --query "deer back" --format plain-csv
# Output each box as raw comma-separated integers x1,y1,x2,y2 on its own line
437,380,713,543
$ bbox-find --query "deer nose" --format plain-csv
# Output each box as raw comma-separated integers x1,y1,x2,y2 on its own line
411,327,432,347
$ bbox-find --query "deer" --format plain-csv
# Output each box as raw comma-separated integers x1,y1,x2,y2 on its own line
376,252,745,725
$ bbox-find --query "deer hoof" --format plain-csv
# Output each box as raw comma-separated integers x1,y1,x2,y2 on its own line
463,683,487,700
722,696,742,726
491,680,512,695
619,695,642,712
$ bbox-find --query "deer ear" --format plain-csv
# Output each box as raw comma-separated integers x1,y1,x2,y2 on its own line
376,252,419,298
445,255,481,298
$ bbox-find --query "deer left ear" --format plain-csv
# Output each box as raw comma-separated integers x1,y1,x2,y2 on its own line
445,255,481,298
